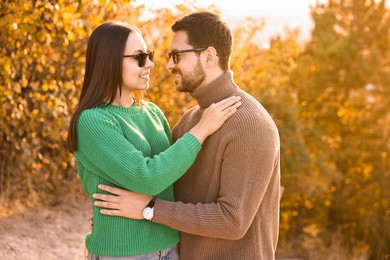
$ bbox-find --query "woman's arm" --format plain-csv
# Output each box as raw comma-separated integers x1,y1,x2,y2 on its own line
76,96,241,195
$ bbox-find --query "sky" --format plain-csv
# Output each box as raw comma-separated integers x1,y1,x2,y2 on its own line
134,0,326,47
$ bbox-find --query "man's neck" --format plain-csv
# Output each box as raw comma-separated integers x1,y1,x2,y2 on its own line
198,69,225,89
190,70,238,109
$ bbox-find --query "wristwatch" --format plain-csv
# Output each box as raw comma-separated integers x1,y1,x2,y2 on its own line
142,197,156,221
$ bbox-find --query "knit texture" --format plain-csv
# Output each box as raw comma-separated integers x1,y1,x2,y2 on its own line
75,101,201,256
153,71,281,260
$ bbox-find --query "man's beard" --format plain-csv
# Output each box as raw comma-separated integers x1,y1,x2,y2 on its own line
173,60,206,93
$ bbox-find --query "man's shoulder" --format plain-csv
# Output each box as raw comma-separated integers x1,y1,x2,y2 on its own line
230,91,278,132
236,92,269,118
172,105,200,135
179,105,200,119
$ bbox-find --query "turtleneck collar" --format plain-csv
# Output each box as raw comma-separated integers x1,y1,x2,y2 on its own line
190,70,239,109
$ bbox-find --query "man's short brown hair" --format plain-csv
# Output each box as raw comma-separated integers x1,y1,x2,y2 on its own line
172,12,233,71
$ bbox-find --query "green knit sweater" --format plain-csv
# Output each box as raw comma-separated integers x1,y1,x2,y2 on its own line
74,101,201,256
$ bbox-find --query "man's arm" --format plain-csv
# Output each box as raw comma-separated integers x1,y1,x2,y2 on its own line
157,112,280,240
93,184,151,220
94,116,280,240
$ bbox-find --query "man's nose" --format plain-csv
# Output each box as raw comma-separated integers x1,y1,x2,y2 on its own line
165,57,175,71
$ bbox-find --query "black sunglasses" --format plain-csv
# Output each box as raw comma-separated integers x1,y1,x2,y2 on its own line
123,50,154,67
168,48,207,64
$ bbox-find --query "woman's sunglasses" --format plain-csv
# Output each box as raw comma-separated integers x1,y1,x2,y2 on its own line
123,50,154,67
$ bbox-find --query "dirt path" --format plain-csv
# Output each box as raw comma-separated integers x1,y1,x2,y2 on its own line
0,195,90,260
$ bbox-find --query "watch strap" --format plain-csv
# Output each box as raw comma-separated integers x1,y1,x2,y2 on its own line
147,197,156,208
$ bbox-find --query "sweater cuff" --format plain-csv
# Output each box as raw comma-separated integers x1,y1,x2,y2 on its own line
153,198,176,225
182,132,202,151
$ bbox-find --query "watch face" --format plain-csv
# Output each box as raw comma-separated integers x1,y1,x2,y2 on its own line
143,207,154,220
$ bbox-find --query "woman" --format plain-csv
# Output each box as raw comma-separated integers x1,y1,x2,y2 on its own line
67,22,240,259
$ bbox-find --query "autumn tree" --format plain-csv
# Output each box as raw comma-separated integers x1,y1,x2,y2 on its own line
0,0,146,206
1,0,389,258
291,0,390,258
0,0,220,206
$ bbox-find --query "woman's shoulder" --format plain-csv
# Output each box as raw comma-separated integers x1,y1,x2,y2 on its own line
80,105,111,117
142,100,159,109
78,105,117,126
142,101,165,114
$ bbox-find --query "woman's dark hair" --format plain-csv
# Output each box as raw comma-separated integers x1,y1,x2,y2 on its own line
68,22,140,153
171,12,233,71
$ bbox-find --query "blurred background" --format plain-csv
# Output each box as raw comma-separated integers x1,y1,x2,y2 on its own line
0,0,389,259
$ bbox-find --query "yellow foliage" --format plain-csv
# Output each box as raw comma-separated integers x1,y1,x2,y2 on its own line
1,0,389,258
32,109,39,116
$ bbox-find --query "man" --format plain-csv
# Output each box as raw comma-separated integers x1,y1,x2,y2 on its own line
94,12,281,259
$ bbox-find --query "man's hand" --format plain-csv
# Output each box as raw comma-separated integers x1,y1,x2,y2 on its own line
93,184,152,220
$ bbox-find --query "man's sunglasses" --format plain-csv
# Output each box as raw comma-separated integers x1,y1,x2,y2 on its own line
123,50,154,67
168,48,207,64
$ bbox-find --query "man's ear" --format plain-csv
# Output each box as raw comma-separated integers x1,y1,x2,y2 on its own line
203,47,219,67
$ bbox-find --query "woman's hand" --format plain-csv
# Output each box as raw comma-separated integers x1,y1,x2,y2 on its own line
190,96,241,143
93,185,152,220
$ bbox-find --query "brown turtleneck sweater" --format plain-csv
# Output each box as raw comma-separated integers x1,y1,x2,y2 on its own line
153,71,280,260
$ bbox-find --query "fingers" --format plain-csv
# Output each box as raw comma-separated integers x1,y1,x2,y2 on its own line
98,184,125,195
100,209,121,216
93,193,119,203
228,99,242,111
215,99,242,118
94,200,119,209
218,100,241,121
214,96,241,109
222,105,239,119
